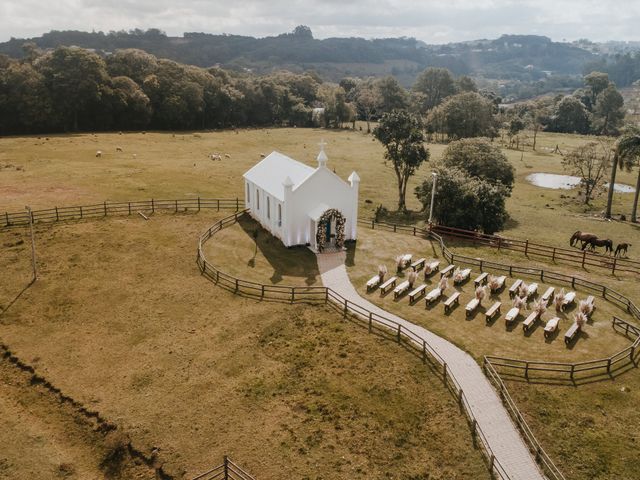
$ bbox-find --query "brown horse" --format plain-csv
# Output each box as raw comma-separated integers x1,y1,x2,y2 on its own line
615,243,632,257
570,231,598,248
585,238,613,254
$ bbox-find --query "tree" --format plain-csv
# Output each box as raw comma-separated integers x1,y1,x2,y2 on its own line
108,76,152,129
550,96,591,134
373,110,429,212
354,82,380,133
36,46,110,131
375,76,408,114
412,67,456,112
605,126,640,219
525,98,553,151
584,71,611,106
428,92,497,139
455,75,477,93
441,138,515,192
562,141,612,204
593,84,625,135
415,167,509,234
106,49,158,84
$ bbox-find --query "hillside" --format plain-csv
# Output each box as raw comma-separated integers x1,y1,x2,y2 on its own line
0,27,598,85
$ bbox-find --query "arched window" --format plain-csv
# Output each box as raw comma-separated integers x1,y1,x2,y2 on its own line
278,204,282,226
267,196,271,219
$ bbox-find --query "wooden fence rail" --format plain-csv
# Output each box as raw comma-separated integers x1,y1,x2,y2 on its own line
192,457,257,480
2,197,242,228
197,211,552,480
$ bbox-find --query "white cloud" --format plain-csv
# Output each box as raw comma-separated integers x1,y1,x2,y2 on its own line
1,0,639,43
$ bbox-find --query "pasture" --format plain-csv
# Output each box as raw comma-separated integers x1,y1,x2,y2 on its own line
1,126,640,480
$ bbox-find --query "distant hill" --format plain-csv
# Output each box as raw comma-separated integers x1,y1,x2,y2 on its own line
6,27,639,96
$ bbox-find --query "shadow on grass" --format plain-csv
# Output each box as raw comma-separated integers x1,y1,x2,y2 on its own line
0,279,34,318
237,215,320,286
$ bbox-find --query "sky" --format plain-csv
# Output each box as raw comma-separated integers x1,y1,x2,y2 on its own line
1,0,639,44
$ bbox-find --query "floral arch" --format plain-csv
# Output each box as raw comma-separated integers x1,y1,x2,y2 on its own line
316,208,346,250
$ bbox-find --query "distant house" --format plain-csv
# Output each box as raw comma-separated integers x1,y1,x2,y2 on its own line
243,143,359,251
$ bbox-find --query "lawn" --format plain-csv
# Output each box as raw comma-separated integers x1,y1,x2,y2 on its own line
2,126,640,480
0,213,490,479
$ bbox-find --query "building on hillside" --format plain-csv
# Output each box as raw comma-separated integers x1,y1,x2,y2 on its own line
243,142,359,252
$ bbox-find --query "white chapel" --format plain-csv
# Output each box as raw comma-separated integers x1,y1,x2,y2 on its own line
243,142,359,252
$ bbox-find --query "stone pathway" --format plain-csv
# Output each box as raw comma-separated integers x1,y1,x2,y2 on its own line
317,252,546,480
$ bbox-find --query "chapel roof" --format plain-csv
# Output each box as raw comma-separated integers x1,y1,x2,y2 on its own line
243,151,315,201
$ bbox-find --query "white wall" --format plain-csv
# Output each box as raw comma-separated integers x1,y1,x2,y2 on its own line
287,167,358,247
246,179,284,242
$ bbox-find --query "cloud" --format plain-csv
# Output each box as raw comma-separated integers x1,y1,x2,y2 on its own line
1,0,639,43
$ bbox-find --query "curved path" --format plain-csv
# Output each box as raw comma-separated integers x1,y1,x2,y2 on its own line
317,252,546,480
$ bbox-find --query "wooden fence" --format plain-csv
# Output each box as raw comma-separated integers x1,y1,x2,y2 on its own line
361,219,640,382
197,211,549,480
431,223,640,276
2,197,242,228
192,457,256,480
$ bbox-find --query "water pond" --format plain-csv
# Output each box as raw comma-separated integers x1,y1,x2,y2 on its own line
526,173,635,193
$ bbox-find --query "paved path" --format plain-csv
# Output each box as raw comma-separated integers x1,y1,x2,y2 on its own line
317,252,546,480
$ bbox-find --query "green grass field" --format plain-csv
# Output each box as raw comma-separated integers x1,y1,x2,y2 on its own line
2,126,640,479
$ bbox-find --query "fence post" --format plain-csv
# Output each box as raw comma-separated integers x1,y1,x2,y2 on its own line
607,358,612,374
236,198,239,211
217,199,220,211
443,362,447,384
261,285,265,299
572,277,576,289
371,219,375,229
128,202,131,215
151,199,155,213
397,324,401,343
103,201,107,216
471,419,477,444
570,364,575,380
325,289,329,304
291,288,295,304
368,312,373,333
497,237,502,251
489,454,495,474
524,239,529,256
552,247,556,262
422,340,426,363
413,226,416,236
343,299,348,317
479,260,483,272
234,279,238,293
175,199,178,213
582,250,586,268
55,207,59,222
79,206,83,219
458,388,463,407
4,212,8,226
524,362,529,379
612,257,617,275
540,270,544,282
223,456,229,480
197,197,201,211
393,224,397,232
509,265,513,276
630,345,636,365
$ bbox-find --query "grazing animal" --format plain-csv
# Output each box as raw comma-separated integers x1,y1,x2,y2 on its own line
570,231,598,248
585,238,613,254
116,146,123,152
615,243,631,257
260,153,266,158
95,150,102,157
209,153,222,161
224,154,231,158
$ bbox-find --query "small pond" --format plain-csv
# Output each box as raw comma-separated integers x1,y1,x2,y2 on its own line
526,173,635,193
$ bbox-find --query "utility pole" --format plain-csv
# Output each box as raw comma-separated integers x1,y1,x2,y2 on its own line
428,172,438,226
25,206,37,282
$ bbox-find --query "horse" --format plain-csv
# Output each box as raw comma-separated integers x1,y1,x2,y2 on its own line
570,231,598,248
614,243,632,258
585,238,613,255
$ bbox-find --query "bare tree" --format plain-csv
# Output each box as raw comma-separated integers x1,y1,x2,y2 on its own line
562,140,612,205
